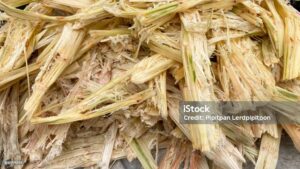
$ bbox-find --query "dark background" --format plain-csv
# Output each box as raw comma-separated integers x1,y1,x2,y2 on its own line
291,0,300,10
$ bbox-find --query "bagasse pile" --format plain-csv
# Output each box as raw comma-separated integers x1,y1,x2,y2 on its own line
1,0,300,168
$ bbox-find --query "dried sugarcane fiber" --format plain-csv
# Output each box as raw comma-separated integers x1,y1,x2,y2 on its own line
0,1,300,169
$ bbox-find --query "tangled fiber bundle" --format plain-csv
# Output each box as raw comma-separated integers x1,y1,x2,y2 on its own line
0,0,300,169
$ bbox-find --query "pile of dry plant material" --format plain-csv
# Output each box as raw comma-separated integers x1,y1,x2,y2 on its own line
1,0,300,169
